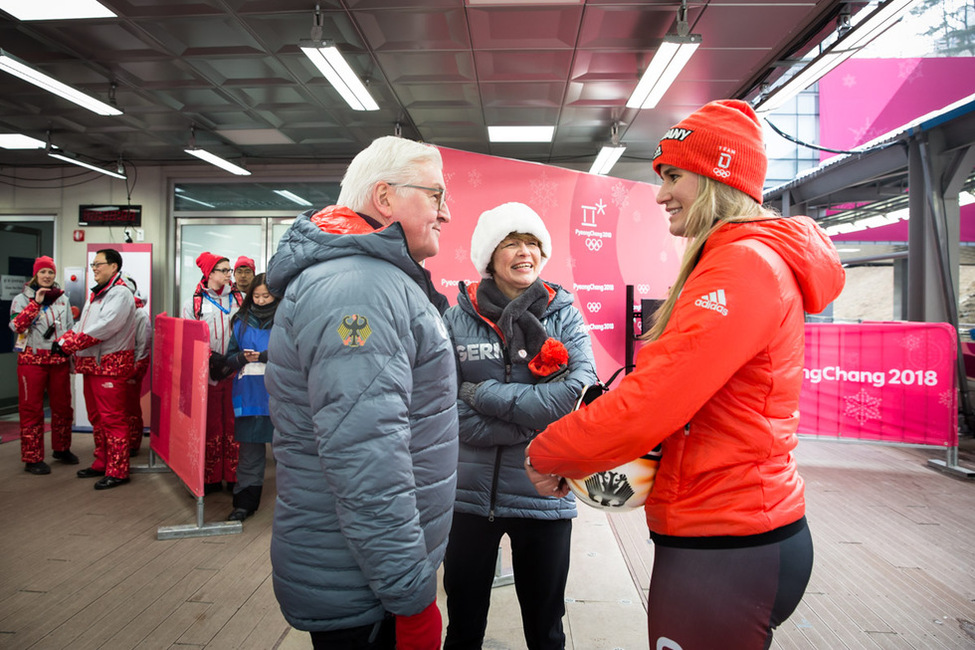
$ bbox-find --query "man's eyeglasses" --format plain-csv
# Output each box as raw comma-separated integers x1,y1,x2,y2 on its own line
90,262,109,270
212,267,233,274
388,183,447,213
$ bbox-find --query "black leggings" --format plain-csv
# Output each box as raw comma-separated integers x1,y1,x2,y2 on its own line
648,518,813,650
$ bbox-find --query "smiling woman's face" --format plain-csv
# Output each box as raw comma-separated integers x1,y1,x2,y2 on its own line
490,233,543,300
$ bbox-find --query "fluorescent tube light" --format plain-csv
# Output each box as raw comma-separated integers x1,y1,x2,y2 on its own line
0,0,116,20
0,133,46,149
300,42,379,111
589,145,626,175
274,189,313,207
184,148,251,176
487,126,555,143
754,0,921,114
175,188,216,209
626,34,701,110
0,49,122,116
48,150,126,179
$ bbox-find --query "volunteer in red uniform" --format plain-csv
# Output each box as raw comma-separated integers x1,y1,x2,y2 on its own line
182,252,241,494
233,256,256,295
9,256,76,474
525,100,846,649
123,275,152,455
55,248,138,490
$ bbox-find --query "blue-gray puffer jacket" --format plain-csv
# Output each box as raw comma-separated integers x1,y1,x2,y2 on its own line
443,280,597,520
265,206,459,632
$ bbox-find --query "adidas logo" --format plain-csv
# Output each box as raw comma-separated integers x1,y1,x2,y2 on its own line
694,289,728,316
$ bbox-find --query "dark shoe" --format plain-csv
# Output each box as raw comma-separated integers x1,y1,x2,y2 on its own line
77,467,105,478
25,461,51,475
53,450,80,465
129,448,140,457
204,482,222,495
94,476,130,490
227,508,251,522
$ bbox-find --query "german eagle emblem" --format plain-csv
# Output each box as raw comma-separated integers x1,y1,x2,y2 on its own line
338,314,372,348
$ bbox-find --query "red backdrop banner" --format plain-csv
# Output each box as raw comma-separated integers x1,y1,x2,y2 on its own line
150,314,209,496
799,322,958,447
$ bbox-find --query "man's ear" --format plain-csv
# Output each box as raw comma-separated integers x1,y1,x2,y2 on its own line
372,182,396,220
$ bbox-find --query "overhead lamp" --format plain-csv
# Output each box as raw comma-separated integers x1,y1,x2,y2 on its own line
0,48,122,116
487,126,555,143
184,126,251,176
300,6,379,111
0,133,46,149
626,1,701,110
47,148,126,179
589,123,626,175
754,0,921,114
175,188,216,209
0,0,116,20
274,189,313,207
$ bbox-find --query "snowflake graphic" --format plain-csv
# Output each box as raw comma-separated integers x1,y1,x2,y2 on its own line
848,117,875,144
611,181,630,209
900,334,922,352
939,389,956,409
467,168,482,188
632,210,642,223
566,255,577,270
844,389,882,426
842,74,856,88
455,246,468,263
898,60,923,83
530,173,559,212
443,170,456,185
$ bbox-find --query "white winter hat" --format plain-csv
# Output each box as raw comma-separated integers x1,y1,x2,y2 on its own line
470,202,552,279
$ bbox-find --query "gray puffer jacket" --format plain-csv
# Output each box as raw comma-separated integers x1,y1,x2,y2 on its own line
443,280,597,520
265,206,459,632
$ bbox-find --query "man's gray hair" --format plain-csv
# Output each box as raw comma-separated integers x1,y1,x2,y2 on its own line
338,136,444,212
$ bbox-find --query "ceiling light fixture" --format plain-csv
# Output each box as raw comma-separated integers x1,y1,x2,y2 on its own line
589,123,626,175
487,125,555,143
0,48,122,116
0,133,46,149
274,189,313,207
754,0,921,114
626,0,701,110
184,126,251,176
300,5,379,111
47,148,127,179
0,0,116,20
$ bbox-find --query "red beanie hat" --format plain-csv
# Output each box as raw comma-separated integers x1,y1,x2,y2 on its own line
234,256,255,272
33,255,56,276
195,252,226,279
652,99,767,203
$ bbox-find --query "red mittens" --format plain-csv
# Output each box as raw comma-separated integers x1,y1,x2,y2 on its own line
395,600,442,650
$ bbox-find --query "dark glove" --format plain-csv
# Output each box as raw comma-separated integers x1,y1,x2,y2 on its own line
459,381,480,407
395,601,442,650
258,350,268,363
208,353,233,381
50,340,70,357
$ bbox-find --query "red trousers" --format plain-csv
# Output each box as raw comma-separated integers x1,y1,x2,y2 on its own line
17,362,73,463
82,374,130,479
126,369,148,452
205,377,238,484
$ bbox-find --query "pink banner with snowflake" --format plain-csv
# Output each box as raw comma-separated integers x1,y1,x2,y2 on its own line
431,146,679,380
799,322,958,447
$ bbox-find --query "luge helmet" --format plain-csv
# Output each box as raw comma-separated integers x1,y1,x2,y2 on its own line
564,372,662,511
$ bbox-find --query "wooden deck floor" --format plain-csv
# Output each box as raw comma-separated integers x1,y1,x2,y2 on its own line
1,429,974,649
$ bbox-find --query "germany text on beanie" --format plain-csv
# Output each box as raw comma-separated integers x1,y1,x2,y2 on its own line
652,99,767,203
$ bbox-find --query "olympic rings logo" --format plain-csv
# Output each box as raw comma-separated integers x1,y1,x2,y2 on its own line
586,302,602,313
637,284,650,294
712,168,731,178
585,238,603,251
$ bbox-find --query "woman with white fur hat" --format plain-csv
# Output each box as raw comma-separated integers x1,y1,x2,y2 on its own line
441,202,597,649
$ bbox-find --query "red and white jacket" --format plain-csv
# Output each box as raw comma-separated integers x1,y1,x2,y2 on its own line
529,215,845,539
9,284,74,366
58,272,137,378
181,282,240,356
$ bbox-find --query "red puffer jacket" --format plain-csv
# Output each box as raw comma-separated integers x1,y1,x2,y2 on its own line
529,215,845,538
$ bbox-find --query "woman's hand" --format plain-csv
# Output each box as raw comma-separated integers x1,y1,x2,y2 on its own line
243,349,260,363
34,287,49,304
524,452,569,498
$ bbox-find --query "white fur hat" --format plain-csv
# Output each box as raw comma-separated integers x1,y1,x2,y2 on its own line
470,202,552,279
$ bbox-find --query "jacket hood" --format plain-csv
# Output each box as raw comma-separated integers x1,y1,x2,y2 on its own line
706,215,845,314
267,205,423,297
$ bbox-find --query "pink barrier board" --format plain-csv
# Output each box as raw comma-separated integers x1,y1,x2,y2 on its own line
150,314,209,497
799,322,958,447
